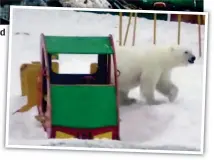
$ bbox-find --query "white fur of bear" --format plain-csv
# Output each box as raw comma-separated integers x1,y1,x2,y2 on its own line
111,45,196,105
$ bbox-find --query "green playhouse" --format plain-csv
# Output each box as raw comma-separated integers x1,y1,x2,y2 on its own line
36,34,120,140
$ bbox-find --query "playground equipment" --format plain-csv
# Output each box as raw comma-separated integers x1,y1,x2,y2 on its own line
17,61,58,113
16,34,120,140
119,12,138,46
118,12,204,57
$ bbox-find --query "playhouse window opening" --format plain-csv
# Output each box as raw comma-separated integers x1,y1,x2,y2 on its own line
51,53,98,75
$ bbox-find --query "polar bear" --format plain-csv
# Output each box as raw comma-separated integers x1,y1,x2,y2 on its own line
112,45,196,105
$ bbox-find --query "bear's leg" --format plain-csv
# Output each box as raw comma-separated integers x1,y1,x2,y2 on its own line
140,72,163,105
119,90,137,105
156,72,178,102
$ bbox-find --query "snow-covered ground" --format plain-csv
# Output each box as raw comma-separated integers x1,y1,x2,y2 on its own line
6,8,207,154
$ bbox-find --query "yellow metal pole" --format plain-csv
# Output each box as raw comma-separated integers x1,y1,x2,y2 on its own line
177,14,181,45
119,12,123,46
132,12,138,46
123,12,133,46
198,15,202,57
202,15,205,25
153,13,157,45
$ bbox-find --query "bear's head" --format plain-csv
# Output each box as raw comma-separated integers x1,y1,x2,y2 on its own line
169,45,196,66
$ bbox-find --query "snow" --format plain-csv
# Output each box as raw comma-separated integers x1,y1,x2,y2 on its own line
60,0,112,8
6,8,206,153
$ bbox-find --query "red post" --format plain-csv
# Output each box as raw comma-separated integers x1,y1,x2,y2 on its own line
109,34,120,140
